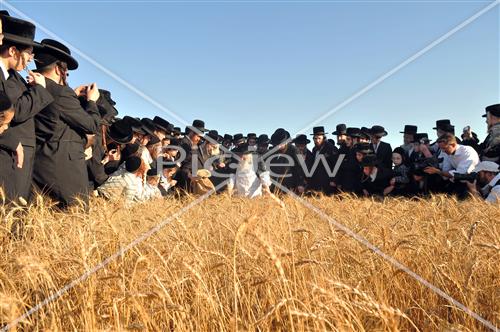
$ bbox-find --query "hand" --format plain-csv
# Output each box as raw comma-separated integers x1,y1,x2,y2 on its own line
424,166,440,175
169,179,177,187
74,85,88,97
15,142,24,168
27,71,46,88
329,181,336,187
108,149,120,161
297,186,305,194
465,180,477,194
218,162,226,169
390,178,396,186
86,83,100,102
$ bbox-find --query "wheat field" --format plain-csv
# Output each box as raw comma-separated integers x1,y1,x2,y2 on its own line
0,194,499,331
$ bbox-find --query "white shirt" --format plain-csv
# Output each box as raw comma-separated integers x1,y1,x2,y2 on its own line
485,173,500,203
0,61,9,80
229,167,272,198
441,145,480,177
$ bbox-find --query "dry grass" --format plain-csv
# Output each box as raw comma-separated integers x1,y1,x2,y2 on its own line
0,193,499,331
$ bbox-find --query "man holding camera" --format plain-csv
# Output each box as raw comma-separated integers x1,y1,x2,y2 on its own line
480,104,500,163
466,161,500,203
424,133,479,198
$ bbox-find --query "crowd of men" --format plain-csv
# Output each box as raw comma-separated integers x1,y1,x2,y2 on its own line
0,11,499,208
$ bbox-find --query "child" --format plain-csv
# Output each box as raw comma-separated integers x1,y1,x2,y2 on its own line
384,147,410,196
144,168,162,200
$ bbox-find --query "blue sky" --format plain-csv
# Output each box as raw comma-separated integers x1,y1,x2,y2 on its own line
3,0,499,148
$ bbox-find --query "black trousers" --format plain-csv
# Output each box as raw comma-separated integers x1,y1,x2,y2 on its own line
0,148,16,201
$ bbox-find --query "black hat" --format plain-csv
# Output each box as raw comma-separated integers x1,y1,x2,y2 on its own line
355,142,373,154
232,143,253,155
141,118,157,136
311,126,326,136
152,116,171,133
400,125,418,135
413,133,430,143
223,134,233,141
257,134,270,145
439,123,455,134
205,130,219,142
483,104,500,118
270,128,290,146
332,124,347,135
346,127,361,138
392,147,406,157
121,143,140,159
360,127,371,140
0,11,40,48
146,135,160,146
96,89,118,123
172,127,183,135
34,39,78,71
108,120,133,144
233,133,246,145
122,116,145,135
293,134,311,145
361,154,378,167
0,91,13,112
370,125,388,137
188,119,208,134
125,156,142,173
433,119,451,130
147,168,159,177
247,133,257,140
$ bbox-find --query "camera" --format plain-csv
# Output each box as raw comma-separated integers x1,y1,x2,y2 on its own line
453,172,478,183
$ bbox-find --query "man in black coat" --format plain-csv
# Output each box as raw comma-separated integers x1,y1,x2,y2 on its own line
370,125,393,170
0,12,53,202
32,39,100,207
266,128,306,194
308,126,338,194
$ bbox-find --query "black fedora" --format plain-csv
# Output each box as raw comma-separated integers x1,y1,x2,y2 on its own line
140,118,157,136
361,154,379,167
34,39,78,71
332,124,347,135
482,104,500,118
233,133,246,145
439,123,455,134
188,119,208,134
355,142,373,154
370,125,388,137
232,143,253,155
247,133,257,140
433,119,451,130
0,11,40,48
173,127,184,135
96,90,118,123
400,125,418,135
122,116,145,135
311,126,326,136
270,128,290,146
293,134,311,145
360,127,371,140
223,134,233,141
257,134,270,145
108,120,133,144
153,116,171,133
205,130,219,142
413,133,430,144
346,127,361,138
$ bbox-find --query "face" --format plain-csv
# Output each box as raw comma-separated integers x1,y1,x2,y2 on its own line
359,137,370,143
295,143,306,153
438,141,456,155
0,109,14,135
154,130,166,141
345,136,353,148
162,138,171,147
247,138,257,146
337,134,347,145
278,143,287,153
257,144,268,154
371,135,381,144
436,129,445,138
392,152,403,166
355,152,364,162
403,134,414,145
191,133,202,145
147,176,160,185
313,135,324,147
486,113,500,129
0,18,4,46
11,46,34,71
363,166,374,176
163,167,177,179
223,140,232,148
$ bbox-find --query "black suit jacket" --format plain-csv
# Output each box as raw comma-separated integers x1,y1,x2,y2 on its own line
33,79,99,206
0,70,54,147
373,141,393,169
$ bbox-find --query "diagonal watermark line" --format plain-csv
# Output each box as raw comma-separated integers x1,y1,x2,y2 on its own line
0,180,228,332
269,179,499,332
261,0,499,161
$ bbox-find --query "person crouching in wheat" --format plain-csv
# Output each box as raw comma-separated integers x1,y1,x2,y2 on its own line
227,143,283,207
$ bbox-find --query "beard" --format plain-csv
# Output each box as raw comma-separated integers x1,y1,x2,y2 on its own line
238,155,254,172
